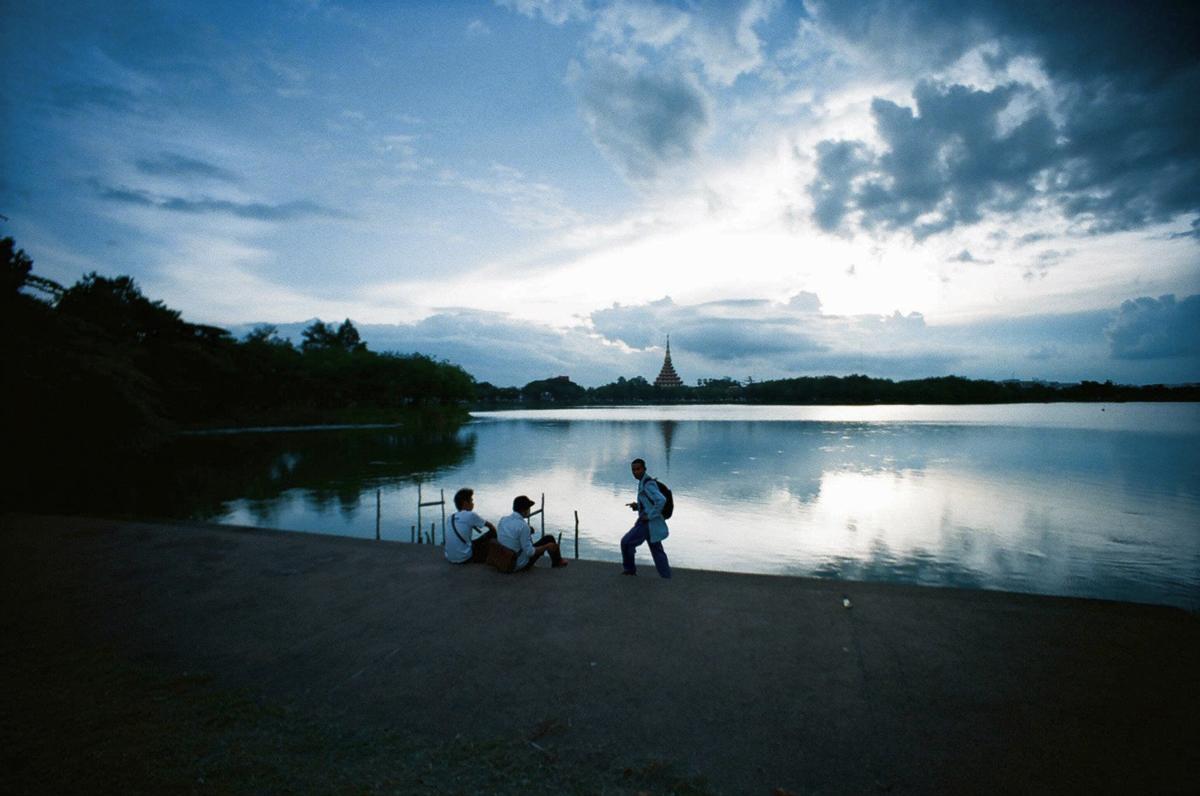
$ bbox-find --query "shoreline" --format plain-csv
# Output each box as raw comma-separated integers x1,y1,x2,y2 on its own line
129,512,1200,614
4,513,1197,793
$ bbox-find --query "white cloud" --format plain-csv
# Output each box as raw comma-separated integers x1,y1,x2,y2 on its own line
146,236,378,325
497,0,589,26
445,164,583,230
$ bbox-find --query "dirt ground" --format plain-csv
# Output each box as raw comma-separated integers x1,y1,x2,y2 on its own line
2,514,1197,794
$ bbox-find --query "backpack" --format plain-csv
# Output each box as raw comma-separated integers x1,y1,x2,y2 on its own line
653,478,674,519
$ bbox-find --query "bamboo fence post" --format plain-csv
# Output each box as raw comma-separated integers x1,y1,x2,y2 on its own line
574,510,579,559
418,484,445,545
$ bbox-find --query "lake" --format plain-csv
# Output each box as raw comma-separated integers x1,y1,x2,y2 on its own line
127,403,1199,610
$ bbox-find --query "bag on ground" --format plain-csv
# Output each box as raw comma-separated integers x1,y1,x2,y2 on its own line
485,539,517,573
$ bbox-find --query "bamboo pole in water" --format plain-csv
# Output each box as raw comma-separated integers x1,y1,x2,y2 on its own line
574,510,579,559
375,489,381,541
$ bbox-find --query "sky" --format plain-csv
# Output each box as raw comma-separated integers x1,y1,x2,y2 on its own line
2,0,1198,387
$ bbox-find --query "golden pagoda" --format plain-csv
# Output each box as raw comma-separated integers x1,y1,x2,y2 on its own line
653,336,683,387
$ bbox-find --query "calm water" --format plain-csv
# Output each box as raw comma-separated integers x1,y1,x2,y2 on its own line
138,404,1199,610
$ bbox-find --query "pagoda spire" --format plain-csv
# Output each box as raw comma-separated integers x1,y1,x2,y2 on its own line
653,335,683,387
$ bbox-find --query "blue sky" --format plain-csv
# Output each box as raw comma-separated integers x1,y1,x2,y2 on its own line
3,0,1198,386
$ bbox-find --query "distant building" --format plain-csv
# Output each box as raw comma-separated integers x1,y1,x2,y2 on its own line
653,336,683,387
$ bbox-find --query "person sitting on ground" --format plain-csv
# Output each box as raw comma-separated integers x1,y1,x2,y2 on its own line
445,487,497,564
496,495,568,571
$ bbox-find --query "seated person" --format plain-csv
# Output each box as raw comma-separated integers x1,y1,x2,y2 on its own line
445,487,497,564
497,495,568,571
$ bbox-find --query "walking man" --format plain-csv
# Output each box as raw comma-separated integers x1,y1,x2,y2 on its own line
621,458,671,578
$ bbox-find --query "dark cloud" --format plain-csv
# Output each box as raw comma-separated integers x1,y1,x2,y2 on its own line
96,182,344,221
135,152,239,182
811,81,1059,238
1028,345,1062,361
807,1,1200,238
591,297,826,361
809,1,1199,83
809,139,870,232
1106,294,1200,360
572,59,711,182
97,185,157,207
1168,217,1200,240
950,249,991,264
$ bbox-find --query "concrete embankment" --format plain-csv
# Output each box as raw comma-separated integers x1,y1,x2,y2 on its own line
2,514,1197,794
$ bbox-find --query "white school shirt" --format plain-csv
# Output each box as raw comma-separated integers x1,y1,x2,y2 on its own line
444,509,487,564
497,511,536,570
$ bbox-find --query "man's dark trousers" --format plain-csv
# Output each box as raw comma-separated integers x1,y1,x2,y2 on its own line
621,518,671,578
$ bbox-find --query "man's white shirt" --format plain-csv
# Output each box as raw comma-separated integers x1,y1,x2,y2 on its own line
445,509,487,563
497,511,535,570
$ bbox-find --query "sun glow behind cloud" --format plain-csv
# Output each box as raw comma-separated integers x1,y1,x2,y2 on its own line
2,0,1197,385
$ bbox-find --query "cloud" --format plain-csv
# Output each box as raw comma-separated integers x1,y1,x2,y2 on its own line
788,291,821,312
135,152,240,182
950,249,991,264
1168,217,1200,240
239,309,644,387
448,164,582,230
809,139,871,233
589,0,779,87
1022,248,1071,281
571,57,712,183
503,2,777,186
1106,294,1200,360
227,293,1196,386
588,296,941,366
804,1,1200,238
466,18,492,37
497,0,588,26
807,1,1199,82
690,0,779,86
95,183,346,221
810,81,1059,239
1027,344,1061,361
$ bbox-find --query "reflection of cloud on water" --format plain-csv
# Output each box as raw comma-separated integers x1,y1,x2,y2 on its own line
802,546,987,593
212,412,1197,608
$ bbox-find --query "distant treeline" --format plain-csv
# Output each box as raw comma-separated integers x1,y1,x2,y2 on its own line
2,237,473,506
476,372,1200,407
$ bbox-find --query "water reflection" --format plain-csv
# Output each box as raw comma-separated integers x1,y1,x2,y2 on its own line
460,407,1198,610
74,404,1200,610
86,424,475,522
